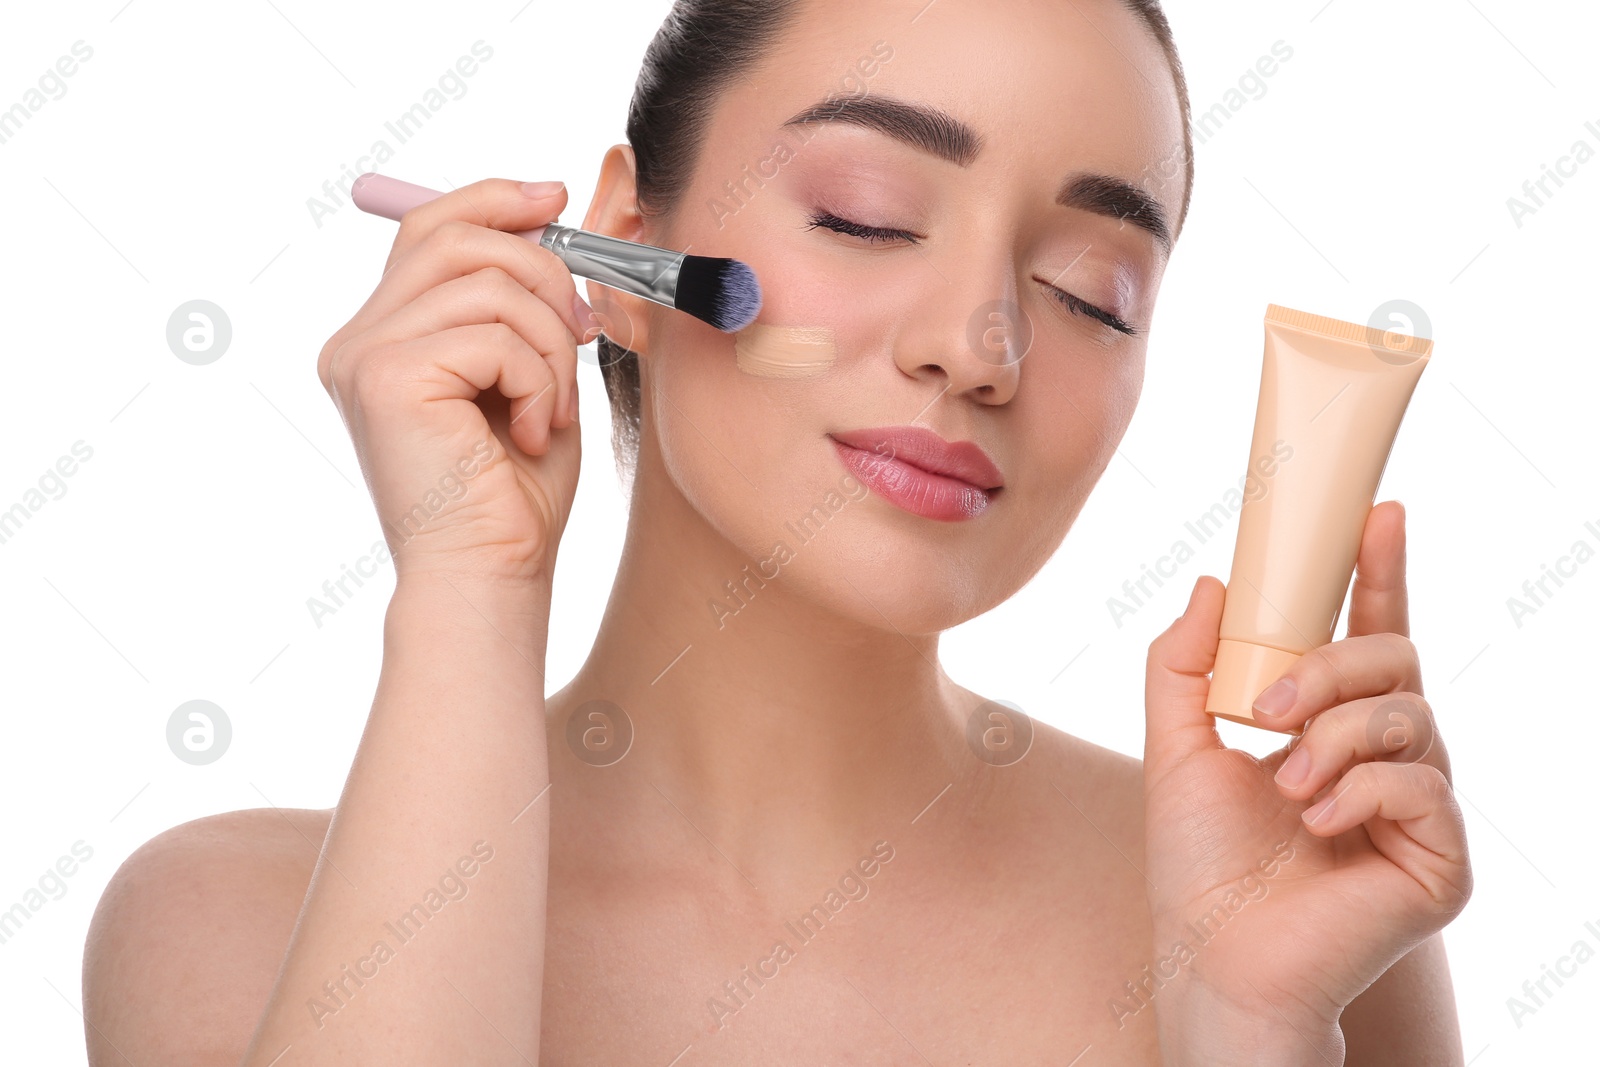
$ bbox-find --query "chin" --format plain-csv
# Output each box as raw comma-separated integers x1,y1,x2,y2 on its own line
786,529,1005,636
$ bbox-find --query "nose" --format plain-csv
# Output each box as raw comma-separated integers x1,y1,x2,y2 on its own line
893,270,1025,407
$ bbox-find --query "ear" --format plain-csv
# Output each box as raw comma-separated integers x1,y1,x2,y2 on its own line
579,144,655,357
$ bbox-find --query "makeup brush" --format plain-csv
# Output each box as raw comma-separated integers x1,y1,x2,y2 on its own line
351,173,762,333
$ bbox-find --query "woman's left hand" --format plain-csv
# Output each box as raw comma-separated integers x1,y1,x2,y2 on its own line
1140,501,1473,1059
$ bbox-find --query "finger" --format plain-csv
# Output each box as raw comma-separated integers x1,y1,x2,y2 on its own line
363,218,592,354
375,237,581,431
1144,575,1228,777
385,177,569,276
363,265,578,431
1298,761,1471,910
1249,632,1422,733
1270,692,1448,802
397,324,562,458
319,180,588,403
1346,500,1409,641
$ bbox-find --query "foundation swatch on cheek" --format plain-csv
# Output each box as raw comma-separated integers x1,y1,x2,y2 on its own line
734,324,837,378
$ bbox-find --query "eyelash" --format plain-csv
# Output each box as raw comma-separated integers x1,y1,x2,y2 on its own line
803,210,1139,337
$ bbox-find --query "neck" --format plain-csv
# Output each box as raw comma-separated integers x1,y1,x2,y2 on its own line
553,434,979,886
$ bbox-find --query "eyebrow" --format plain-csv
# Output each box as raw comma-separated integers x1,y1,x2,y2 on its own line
782,94,1173,255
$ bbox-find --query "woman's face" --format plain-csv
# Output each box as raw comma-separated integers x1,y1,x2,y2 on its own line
626,0,1185,633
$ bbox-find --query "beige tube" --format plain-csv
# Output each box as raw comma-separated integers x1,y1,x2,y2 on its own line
1205,304,1432,732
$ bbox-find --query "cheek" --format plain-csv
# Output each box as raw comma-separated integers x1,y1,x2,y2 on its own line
955,355,1135,603
646,307,848,557
694,178,917,387
650,205,873,479
1071,347,1144,448
1025,347,1146,511
647,315,748,499
1102,353,1146,441
733,205,886,358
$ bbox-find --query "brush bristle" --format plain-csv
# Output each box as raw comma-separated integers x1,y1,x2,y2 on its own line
674,255,763,333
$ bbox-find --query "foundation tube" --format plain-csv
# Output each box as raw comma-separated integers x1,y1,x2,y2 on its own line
1205,304,1432,733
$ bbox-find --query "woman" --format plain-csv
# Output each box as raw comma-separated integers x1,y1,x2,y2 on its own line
83,0,1472,1063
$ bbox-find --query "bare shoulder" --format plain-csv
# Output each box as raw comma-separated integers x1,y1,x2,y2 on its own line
84,807,333,1066
1027,717,1146,838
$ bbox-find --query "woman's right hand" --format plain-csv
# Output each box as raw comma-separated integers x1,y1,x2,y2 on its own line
317,177,600,588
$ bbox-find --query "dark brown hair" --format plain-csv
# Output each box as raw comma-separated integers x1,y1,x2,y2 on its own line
594,0,1193,480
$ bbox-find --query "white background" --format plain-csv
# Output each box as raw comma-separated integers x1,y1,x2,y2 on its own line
1,0,1594,1061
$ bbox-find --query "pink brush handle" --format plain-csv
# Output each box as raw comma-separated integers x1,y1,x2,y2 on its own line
351,172,548,243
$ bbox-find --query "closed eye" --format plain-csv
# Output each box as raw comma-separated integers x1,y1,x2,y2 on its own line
1039,284,1139,336
804,210,915,244
805,210,1138,337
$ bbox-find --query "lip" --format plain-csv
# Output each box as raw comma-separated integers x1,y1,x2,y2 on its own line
827,426,1004,522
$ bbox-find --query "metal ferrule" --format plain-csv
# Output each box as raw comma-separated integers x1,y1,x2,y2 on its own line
538,224,685,309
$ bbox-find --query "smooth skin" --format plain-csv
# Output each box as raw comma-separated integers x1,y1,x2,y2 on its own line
83,0,1470,1062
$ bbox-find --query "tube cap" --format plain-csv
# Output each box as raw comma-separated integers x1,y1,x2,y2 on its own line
1205,639,1305,735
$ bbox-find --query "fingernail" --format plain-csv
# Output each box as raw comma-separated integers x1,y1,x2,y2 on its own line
1302,792,1335,826
521,180,565,197
566,381,578,422
1252,676,1298,719
1275,745,1312,788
